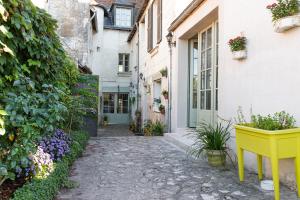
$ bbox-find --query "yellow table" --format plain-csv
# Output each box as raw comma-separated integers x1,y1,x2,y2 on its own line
235,125,300,200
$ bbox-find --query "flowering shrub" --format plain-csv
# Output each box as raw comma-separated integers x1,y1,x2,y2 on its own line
39,130,71,161
267,0,299,21
228,36,247,52
31,147,54,179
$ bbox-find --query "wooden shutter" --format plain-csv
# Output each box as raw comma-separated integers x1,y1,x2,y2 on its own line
147,3,153,52
157,0,162,43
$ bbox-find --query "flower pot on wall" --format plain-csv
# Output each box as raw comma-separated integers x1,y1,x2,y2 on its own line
232,50,247,60
206,150,226,167
274,14,300,33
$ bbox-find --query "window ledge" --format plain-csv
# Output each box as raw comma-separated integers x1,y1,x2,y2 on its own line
149,45,159,57
118,72,132,77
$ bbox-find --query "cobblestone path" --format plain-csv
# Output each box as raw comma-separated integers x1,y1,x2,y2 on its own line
57,136,298,200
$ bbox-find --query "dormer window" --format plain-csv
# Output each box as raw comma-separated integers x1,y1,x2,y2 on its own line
115,7,132,27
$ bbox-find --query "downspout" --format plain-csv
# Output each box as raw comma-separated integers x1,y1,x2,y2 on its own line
168,46,172,133
136,23,140,113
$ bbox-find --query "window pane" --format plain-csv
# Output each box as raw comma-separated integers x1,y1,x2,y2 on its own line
206,70,211,89
201,72,205,90
193,76,197,109
116,8,132,27
103,93,114,113
206,90,211,110
207,28,212,47
200,91,205,109
201,52,205,70
206,49,212,69
119,54,123,65
117,93,129,113
201,32,206,50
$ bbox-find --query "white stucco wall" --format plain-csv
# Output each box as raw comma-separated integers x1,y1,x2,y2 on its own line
169,0,300,187
219,0,300,187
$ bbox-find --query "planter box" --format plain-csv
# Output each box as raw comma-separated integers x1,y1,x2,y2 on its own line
274,14,300,33
235,125,300,200
232,50,247,60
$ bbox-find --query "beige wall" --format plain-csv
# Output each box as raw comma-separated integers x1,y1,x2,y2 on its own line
170,0,300,187
135,0,300,187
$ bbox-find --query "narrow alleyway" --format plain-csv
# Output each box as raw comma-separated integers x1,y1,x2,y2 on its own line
57,126,298,200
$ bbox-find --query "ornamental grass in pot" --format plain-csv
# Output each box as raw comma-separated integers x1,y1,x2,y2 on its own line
189,121,231,167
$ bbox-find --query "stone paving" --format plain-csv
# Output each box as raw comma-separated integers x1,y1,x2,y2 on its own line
57,133,299,200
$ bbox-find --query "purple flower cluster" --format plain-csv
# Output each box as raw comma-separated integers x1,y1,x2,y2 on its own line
16,160,35,179
39,129,71,161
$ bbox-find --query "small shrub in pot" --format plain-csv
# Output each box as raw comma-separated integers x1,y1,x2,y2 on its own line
189,121,231,167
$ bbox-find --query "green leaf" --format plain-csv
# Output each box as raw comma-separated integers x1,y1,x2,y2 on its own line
0,128,5,135
0,110,7,115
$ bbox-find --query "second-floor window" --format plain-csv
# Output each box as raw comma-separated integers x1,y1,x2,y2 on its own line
118,54,130,73
115,7,132,27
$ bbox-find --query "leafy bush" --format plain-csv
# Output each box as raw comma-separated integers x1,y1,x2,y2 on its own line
250,111,296,130
12,131,89,200
228,36,247,52
267,0,299,21
189,121,231,158
0,0,79,184
142,120,165,136
39,130,71,161
151,121,165,136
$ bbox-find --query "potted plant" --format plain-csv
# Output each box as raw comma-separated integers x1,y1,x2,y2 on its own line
151,120,165,136
129,121,136,132
228,36,247,60
189,121,231,167
235,111,300,200
159,104,165,115
267,0,300,33
162,90,168,100
143,120,153,136
160,68,168,77
103,115,108,126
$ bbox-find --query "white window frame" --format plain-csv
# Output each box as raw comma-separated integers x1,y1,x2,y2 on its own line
115,7,132,28
118,53,130,73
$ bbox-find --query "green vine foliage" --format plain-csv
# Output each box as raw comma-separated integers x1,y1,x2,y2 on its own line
0,0,79,184
267,0,299,21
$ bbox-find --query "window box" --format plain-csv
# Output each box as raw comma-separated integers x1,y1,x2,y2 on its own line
235,125,300,200
232,50,247,60
273,14,300,33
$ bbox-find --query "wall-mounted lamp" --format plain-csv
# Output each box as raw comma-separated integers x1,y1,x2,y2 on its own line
139,73,144,80
166,32,176,48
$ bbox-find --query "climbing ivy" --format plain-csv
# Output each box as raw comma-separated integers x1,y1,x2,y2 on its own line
0,0,80,184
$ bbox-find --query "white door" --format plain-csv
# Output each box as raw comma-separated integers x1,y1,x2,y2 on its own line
189,39,198,127
198,22,218,125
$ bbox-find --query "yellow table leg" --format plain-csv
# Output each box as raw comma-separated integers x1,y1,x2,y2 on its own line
257,154,263,180
237,147,244,182
270,141,280,200
295,156,300,197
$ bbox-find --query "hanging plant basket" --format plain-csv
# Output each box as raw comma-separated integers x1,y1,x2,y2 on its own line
160,68,168,77
228,36,247,60
232,50,247,60
162,90,168,100
267,1,300,33
159,105,165,115
273,14,300,32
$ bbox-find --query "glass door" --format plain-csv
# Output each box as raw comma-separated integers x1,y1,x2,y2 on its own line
189,39,198,127
198,22,218,124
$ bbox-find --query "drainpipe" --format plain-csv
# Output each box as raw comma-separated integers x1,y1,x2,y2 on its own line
136,23,140,113
166,32,176,133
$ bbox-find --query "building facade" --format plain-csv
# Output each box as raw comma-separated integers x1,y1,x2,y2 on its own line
33,0,300,188
34,0,143,125
128,0,300,188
